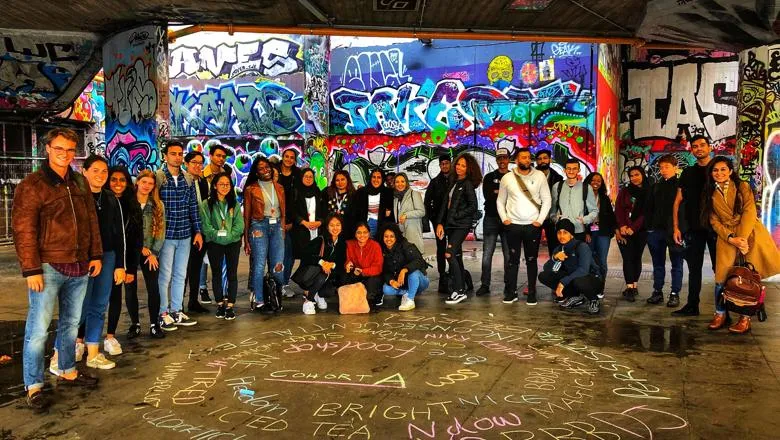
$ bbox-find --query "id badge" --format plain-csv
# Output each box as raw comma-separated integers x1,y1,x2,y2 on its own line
590,223,600,232
269,217,278,225
217,229,228,237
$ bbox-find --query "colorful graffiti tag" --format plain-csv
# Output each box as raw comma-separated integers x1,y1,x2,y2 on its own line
596,44,621,198
0,31,98,109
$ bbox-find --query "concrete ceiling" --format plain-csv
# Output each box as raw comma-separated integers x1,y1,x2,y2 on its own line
1,0,776,50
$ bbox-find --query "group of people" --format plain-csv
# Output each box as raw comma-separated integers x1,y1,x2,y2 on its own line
13,128,780,411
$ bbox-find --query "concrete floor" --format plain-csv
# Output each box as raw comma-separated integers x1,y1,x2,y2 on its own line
0,239,779,440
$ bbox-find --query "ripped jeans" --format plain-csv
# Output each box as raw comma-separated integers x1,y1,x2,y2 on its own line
504,223,542,295
249,218,285,304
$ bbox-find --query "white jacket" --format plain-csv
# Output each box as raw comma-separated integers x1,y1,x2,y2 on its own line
497,168,552,225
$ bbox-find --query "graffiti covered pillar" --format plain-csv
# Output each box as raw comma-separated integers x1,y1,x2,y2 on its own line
303,35,330,188
596,44,621,199
103,25,168,173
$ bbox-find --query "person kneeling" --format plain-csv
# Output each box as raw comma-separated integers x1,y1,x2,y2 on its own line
538,219,604,314
380,224,430,311
295,214,346,314
345,222,384,312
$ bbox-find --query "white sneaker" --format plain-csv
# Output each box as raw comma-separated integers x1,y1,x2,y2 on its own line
75,342,85,362
86,353,116,370
173,311,197,327
302,301,316,315
103,337,123,356
49,351,61,376
283,285,296,298
314,294,327,310
398,294,416,311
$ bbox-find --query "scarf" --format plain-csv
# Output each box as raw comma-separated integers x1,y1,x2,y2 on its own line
627,182,647,220
366,182,384,196
394,187,408,201
296,181,320,199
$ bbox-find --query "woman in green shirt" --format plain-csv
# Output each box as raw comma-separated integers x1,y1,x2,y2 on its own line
200,173,244,320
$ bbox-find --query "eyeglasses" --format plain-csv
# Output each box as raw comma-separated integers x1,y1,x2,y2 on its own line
188,161,204,166
216,183,231,188
50,146,77,156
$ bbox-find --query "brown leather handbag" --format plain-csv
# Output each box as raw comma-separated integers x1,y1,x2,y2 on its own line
722,255,767,321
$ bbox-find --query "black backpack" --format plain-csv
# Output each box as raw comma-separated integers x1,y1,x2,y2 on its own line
263,273,284,312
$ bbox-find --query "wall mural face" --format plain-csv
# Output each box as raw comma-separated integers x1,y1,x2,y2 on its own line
104,26,167,174
619,49,739,184
0,31,98,110
328,40,597,186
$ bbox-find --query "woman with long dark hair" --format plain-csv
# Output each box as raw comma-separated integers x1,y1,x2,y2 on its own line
355,168,394,237
583,172,617,275
379,223,430,311
436,152,482,305
299,214,347,314
104,166,142,354
702,156,780,333
615,166,649,302
127,170,166,338
200,173,244,320
323,170,357,237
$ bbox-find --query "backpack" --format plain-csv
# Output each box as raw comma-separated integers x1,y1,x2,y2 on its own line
263,273,284,312
555,180,590,216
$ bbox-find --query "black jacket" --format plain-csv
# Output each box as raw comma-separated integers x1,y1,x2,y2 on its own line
482,170,508,218
544,168,563,190
301,235,347,280
382,240,428,284
93,189,126,270
587,192,617,238
424,173,449,229
645,177,678,231
118,196,143,273
436,179,478,230
542,239,601,285
322,190,357,237
354,185,394,227
291,188,328,258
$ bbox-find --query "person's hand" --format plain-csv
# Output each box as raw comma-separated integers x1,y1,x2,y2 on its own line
585,234,592,244
145,253,159,271
577,216,585,224
389,280,400,289
673,228,682,245
399,214,407,224
142,247,152,257
503,219,512,226
619,226,628,236
311,221,321,229
532,221,541,228
554,251,567,261
89,260,102,277
26,274,44,292
244,241,251,256
321,261,332,275
616,232,627,245
114,268,126,285
436,225,444,240
125,273,136,284
193,233,203,251
284,223,292,232
345,261,354,273
625,227,634,236
555,283,564,298
354,267,363,276
397,269,407,285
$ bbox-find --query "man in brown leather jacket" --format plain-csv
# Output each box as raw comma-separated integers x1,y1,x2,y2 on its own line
12,128,103,410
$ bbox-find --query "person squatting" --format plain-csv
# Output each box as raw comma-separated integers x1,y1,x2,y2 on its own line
13,130,779,411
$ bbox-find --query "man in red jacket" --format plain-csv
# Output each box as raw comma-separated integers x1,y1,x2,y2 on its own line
13,128,103,410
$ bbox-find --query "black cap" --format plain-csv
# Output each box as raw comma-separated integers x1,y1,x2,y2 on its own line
439,154,451,163
556,218,575,236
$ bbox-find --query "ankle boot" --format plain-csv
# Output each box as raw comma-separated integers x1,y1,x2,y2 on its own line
728,316,751,334
708,313,728,330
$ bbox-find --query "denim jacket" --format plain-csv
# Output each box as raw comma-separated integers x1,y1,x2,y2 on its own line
141,200,165,255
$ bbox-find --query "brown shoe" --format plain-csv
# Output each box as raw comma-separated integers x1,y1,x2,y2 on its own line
728,316,751,334
708,313,728,330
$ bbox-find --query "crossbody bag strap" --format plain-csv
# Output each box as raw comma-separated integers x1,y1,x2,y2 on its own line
514,173,542,212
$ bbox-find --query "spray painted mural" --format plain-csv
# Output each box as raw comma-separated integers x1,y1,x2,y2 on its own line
328,40,597,186
0,30,99,109
55,71,106,155
596,44,621,198
619,49,739,183
104,26,168,174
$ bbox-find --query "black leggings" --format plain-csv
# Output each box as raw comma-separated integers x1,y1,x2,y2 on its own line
207,241,241,304
107,276,129,335
435,232,448,275
618,230,648,284
538,270,604,301
445,228,468,292
126,261,162,325
186,240,207,304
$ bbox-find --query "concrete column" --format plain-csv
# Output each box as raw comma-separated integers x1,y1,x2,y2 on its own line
103,25,169,173
303,35,330,188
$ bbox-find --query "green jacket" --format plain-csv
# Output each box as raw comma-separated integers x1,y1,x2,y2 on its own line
199,199,244,245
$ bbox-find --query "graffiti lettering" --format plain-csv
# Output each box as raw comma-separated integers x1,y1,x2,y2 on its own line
106,58,158,126
340,48,411,89
551,42,582,58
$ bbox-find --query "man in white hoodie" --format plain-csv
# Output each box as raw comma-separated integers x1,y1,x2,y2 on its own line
497,148,552,305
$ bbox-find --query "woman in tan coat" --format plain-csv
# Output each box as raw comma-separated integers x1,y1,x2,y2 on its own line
703,156,780,333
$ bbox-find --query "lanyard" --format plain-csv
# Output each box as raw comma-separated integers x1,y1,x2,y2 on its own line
260,182,276,207
335,193,346,212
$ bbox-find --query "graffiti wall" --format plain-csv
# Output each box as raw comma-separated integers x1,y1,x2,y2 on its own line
54,70,106,155
328,39,597,186
104,26,168,174
0,30,99,110
619,48,739,183
596,44,621,199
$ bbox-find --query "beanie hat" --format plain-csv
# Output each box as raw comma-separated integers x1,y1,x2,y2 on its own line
556,218,575,236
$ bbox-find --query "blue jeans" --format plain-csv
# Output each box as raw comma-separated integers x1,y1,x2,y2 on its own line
250,219,285,303
383,270,430,299
283,232,294,285
24,264,88,390
368,218,378,237
80,251,116,345
647,230,683,293
588,232,611,273
159,238,192,313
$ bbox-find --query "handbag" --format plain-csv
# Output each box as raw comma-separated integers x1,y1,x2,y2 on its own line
337,282,369,314
291,239,325,290
722,254,767,321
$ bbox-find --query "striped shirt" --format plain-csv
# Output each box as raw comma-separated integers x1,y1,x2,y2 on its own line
159,166,202,240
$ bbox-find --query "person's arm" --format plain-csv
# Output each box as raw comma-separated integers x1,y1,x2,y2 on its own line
243,186,253,245
424,183,433,218
230,206,245,243
582,187,599,224
11,180,43,276
496,174,509,223
462,182,478,220
549,182,559,220
537,176,552,223
736,182,758,239
404,191,426,219
560,243,591,286
199,201,217,243
615,189,628,227
401,242,427,274
188,182,202,234
672,188,683,232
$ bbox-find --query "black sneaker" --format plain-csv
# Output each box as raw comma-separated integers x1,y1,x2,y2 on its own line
587,299,601,314
666,293,680,308
553,295,564,304
445,290,467,304
647,291,664,304
526,291,538,306
216,303,226,319
502,292,518,304
160,314,178,331
199,288,212,304
188,301,209,314
56,371,99,387
626,287,638,302
126,323,141,340
225,307,236,321
559,295,586,309
26,390,49,412
150,323,165,339
476,285,491,296
671,303,700,316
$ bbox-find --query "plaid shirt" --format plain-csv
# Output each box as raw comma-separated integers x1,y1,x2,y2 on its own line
159,166,202,240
